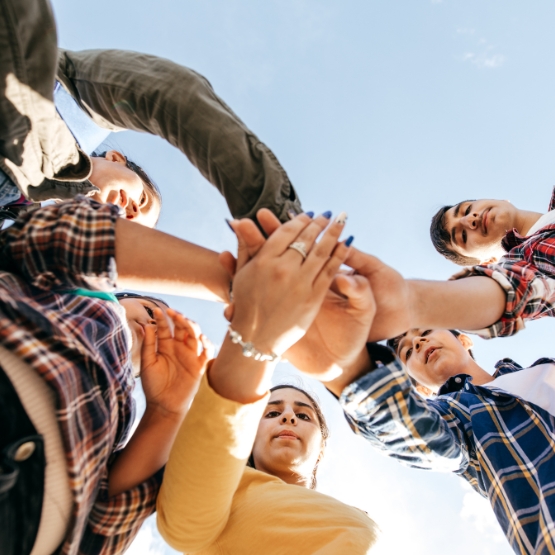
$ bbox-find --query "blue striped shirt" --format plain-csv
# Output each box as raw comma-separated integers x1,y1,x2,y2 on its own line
340,349,555,554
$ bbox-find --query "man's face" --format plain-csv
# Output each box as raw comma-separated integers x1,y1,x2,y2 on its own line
89,150,160,228
397,329,473,392
443,199,518,262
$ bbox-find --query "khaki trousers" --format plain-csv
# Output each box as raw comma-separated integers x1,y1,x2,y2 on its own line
0,0,301,221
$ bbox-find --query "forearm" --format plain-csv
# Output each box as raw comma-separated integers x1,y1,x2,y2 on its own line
157,375,267,553
339,360,466,472
324,347,372,397
408,276,506,331
108,405,183,497
115,218,230,303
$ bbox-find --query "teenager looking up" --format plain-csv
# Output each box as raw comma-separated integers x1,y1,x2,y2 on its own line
0,196,230,555
1,0,301,229
430,188,554,266
156,212,379,555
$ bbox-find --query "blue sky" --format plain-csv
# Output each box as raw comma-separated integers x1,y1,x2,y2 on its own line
52,1,555,553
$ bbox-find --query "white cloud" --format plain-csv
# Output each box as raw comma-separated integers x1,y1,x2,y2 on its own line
456,29,506,69
462,51,505,69
459,482,506,546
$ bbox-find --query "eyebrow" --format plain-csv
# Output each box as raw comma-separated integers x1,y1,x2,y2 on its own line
267,400,316,412
449,203,463,246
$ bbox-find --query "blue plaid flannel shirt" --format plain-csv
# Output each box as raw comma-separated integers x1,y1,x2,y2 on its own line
340,345,555,555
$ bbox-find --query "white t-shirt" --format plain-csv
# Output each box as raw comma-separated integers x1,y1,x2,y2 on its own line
525,209,555,236
485,362,555,417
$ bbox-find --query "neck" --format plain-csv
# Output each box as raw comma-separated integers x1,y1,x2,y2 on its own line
265,466,311,488
514,209,544,236
460,358,493,387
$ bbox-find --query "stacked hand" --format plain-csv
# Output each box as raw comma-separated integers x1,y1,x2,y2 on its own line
225,211,353,359
220,210,372,381
141,307,214,416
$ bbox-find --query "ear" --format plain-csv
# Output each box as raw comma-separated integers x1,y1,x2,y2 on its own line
457,333,474,351
105,150,127,164
415,384,435,397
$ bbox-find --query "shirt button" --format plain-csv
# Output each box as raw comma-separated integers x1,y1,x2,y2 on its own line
14,441,36,462
455,377,462,383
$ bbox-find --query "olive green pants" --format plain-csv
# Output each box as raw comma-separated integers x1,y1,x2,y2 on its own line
0,0,301,221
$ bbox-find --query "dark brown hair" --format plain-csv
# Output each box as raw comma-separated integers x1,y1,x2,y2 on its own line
429,203,481,266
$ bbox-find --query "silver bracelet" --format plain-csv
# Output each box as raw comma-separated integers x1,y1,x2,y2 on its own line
228,326,280,363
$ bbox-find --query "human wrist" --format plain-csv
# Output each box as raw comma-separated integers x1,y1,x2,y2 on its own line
144,400,188,422
227,317,292,358
228,326,280,362
325,347,373,397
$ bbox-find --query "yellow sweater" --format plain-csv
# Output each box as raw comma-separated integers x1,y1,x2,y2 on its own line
157,374,379,555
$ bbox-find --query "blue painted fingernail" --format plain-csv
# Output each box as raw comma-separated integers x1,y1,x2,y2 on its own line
225,219,236,234
345,235,354,247
305,211,314,218
322,210,332,219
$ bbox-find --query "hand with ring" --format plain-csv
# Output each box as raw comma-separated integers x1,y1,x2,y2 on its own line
226,211,353,358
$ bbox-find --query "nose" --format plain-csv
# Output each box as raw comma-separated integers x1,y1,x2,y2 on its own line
460,212,479,230
412,335,428,353
281,409,296,425
125,198,139,220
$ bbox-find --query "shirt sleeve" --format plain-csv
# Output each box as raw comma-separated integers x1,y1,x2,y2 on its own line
156,372,270,553
339,356,471,475
76,471,164,555
0,197,119,292
452,260,555,338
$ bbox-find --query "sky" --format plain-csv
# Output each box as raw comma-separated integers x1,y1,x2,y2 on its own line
51,1,555,554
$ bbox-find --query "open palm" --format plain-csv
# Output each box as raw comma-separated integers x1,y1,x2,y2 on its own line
140,308,214,415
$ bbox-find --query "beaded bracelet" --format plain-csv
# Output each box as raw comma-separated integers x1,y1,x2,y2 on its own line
228,326,280,363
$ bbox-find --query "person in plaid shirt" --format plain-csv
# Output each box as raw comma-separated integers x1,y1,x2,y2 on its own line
332,326,555,555
0,196,227,555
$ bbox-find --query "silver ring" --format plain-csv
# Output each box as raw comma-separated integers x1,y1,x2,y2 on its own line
287,241,308,260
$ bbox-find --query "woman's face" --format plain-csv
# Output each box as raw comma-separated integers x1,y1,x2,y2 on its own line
89,150,160,228
252,388,323,485
119,297,173,375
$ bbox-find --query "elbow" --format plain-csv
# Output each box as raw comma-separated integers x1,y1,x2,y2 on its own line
156,504,225,553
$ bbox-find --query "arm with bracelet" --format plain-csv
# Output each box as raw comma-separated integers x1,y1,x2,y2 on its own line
156,211,379,555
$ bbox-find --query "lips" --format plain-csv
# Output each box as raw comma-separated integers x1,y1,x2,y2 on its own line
424,346,439,364
482,209,490,234
275,430,299,440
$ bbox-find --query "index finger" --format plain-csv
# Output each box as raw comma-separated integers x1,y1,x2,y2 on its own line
257,213,319,258
153,307,173,341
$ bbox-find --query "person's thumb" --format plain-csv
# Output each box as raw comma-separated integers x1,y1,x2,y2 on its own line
333,273,374,311
344,247,384,277
234,219,266,269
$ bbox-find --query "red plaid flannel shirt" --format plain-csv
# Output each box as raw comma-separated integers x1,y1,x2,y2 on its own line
0,198,162,555
455,186,555,338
